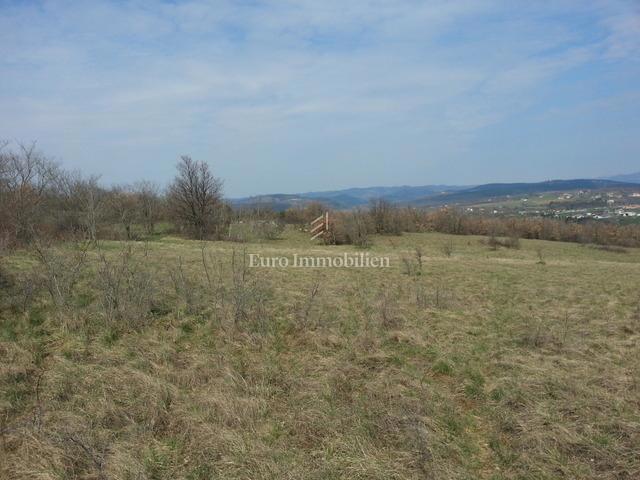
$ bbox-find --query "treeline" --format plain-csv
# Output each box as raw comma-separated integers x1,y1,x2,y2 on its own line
0,142,233,248
282,200,640,248
2,141,640,250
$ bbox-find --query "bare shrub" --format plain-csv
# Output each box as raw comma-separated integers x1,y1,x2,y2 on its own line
485,235,520,250
370,198,403,234
504,235,521,249
402,248,423,276
414,280,428,308
32,240,89,309
330,210,371,247
228,249,271,331
95,246,156,327
168,256,201,314
487,235,500,251
414,247,423,272
200,244,226,314
379,285,401,328
415,281,453,309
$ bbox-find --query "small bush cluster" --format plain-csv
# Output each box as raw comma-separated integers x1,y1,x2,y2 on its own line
484,235,521,250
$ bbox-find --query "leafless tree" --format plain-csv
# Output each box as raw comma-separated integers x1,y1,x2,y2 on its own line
134,181,161,235
108,186,138,240
79,176,105,243
56,171,105,243
168,156,225,239
370,198,402,234
0,142,58,243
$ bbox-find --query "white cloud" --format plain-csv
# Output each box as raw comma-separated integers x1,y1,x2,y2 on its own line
1,0,639,194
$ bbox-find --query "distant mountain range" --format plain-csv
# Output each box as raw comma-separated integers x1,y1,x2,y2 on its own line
603,171,640,184
231,184,469,210
414,179,639,206
230,177,640,211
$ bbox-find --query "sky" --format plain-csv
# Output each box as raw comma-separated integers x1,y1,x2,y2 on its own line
1,0,639,197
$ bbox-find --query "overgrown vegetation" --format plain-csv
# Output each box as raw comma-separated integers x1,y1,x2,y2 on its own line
1,227,639,479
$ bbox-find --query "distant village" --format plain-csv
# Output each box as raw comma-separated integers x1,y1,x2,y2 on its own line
463,189,640,222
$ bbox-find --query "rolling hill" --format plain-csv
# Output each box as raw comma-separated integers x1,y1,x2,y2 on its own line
604,171,640,184
231,178,640,210
414,179,640,206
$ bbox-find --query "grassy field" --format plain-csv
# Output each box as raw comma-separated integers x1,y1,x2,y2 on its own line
1,227,639,479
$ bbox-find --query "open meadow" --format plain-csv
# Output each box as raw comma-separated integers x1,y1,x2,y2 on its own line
1,228,639,479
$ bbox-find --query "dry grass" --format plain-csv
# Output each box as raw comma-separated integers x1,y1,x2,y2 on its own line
1,227,639,479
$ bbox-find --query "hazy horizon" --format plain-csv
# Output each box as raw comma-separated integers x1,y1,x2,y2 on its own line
2,1,639,196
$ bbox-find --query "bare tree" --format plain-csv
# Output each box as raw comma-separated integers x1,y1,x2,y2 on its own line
56,172,105,243
135,181,161,235
108,186,138,240
0,141,11,244
80,177,105,243
168,156,225,239
369,198,402,234
0,142,58,243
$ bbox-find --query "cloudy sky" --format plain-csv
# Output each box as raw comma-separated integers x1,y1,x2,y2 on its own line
1,0,639,196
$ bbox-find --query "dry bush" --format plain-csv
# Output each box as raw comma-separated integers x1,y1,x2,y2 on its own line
200,244,227,314
280,201,326,225
329,210,371,247
95,245,157,327
369,198,404,235
32,240,89,309
228,249,271,331
505,235,521,249
168,256,202,315
401,247,423,276
484,235,521,250
487,235,500,251
200,246,273,331
414,281,454,310
379,285,401,328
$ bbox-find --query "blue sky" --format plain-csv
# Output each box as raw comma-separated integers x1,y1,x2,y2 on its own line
1,0,639,196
